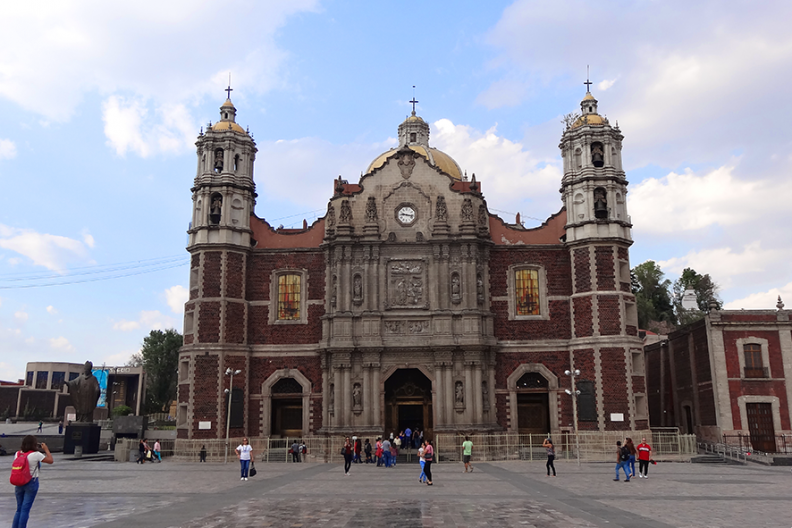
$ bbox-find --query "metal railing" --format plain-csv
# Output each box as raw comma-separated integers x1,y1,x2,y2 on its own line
743,367,770,379
169,430,696,463
698,441,749,464
721,433,792,454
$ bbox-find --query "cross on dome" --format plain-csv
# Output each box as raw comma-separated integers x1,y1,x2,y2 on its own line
584,65,593,93
409,86,419,116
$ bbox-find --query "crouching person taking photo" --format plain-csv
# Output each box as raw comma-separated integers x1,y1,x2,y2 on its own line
11,435,54,528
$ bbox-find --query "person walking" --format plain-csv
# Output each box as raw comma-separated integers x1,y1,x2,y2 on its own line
342,437,353,476
364,439,372,463
354,437,362,463
291,440,300,463
11,435,53,528
36,421,43,433
300,440,307,462
625,437,637,478
375,437,383,466
57,420,63,435
235,437,253,481
153,440,162,463
417,441,427,483
462,436,474,473
137,438,147,464
405,427,412,451
636,437,653,478
199,445,207,463
543,437,556,477
423,439,434,486
614,441,631,482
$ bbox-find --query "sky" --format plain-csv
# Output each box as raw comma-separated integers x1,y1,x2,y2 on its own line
1,0,790,381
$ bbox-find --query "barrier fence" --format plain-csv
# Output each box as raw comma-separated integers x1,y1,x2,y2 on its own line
165,430,695,464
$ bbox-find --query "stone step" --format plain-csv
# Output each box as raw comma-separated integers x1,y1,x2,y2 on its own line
691,455,727,464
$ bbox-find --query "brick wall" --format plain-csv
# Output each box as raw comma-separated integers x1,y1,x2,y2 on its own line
178,383,189,404
197,302,221,343
573,297,593,337
226,252,245,299
489,247,572,297
224,301,246,344
202,251,222,298
600,347,629,430
192,355,219,439
495,351,569,389
595,246,615,290
495,393,508,429
573,248,591,293
492,300,572,340
597,295,621,335
249,356,323,396
723,330,783,378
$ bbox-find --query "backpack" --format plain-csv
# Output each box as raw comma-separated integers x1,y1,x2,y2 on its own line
620,446,631,462
10,451,33,487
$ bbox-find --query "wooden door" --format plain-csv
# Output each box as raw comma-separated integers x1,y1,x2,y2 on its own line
746,403,776,452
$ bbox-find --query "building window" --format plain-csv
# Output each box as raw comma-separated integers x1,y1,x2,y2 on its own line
743,344,767,378
277,274,302,320
26,372,33,386
515,269,540,316
36,372,48,390
50,372,65,390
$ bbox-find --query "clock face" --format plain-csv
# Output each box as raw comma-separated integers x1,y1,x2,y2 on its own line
397,206,416,225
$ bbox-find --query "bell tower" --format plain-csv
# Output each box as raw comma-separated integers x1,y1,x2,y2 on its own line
559,85,644,431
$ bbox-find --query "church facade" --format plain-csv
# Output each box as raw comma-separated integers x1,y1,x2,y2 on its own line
176,91,646,440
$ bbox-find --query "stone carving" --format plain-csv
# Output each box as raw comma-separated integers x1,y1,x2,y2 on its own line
391,262,422,274
477,273,484,304
435,196,448,222
387,232,397,242
384,321,402,333
478,205,488,227
387,261,424,307
461,198,474,223
454,381,464,405
451,273,461,303
384,320,429,334
64,361,101,423
408,321,430,334
365,196,378,223
352,383,362,408
339,200,353,223
398,151,416,179
353,275,363,303
415,232,424,242
327,205,336,227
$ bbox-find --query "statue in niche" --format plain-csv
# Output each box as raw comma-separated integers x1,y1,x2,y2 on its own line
326,205,336,228
365,196,378,223
387,232,397,242
331,275,338,308
415,232,423,242
461,199,474,223
352,383,362,407
478,205,488,226
593,188,608,219
482,381,489,410
477,273,484,304
353,275,362,301
451,274,461,301
591,143,604,167
64,361,100,423
455,381,464,405
435,196,448,222
214,149,224,172
398,151,416,179
329,383,335,412
339,200,353,223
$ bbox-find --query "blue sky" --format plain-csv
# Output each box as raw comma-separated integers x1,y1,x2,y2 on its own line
1,0,791,381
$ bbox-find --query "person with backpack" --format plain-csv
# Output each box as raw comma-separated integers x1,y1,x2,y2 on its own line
291,440,300,463
614,440,631,482
300,440,307,462
11,435,53,528
624,437,637,478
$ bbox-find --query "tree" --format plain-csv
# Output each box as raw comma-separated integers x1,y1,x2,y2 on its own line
139,329,183,413
631,261,676,331
672,267,722,325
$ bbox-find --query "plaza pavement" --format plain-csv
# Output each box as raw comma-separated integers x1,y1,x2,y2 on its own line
1,454,790,527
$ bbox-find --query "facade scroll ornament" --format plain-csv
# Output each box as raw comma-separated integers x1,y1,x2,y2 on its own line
435,196,448,222
326,205,336,227
365,196,378,223
461,198,474,223
398,151,416,179
339,200,353,224
478,205,488,227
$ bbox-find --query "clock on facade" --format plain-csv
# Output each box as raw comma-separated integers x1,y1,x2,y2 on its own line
397,205,416,225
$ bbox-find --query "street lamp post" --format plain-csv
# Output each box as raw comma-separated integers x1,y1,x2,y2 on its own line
224,368,242,464
564,368,581,465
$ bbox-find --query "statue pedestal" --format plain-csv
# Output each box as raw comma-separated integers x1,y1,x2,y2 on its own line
64,423,101,455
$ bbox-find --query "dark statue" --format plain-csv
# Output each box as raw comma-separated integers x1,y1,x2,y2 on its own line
64,361,101,423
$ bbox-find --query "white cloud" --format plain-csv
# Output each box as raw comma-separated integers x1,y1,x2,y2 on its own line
46,305,58,314
82,232,95,248
0,224,91,271
113,310,177,332
724,281,792,310
629,163,792,234
49,336,74,352
0,139,16,160
598,78,617,91
165,285,189,314
14,311,28,323
102,97,198,157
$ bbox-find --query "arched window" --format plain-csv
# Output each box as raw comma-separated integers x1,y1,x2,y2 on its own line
515,269,540,316
516,372,549,389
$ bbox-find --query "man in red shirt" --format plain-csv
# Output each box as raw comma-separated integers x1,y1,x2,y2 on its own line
636,437,652,478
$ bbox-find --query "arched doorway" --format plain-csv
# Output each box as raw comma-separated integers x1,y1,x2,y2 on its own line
270,377,303,438
515,372,550,437
384,369,433,439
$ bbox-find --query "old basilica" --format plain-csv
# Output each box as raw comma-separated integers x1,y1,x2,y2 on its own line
176,89,646,441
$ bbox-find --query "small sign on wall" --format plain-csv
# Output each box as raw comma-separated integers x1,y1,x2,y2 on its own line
198,421,212,430
610,413,624,422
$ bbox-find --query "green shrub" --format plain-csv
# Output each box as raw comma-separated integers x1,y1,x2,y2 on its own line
112,405,133,417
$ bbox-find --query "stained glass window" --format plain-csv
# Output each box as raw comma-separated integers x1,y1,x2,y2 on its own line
515,269,540,316
277,274,301,320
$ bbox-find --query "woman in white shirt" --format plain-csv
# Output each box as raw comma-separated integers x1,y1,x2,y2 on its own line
12,435,53,528
235,438,253,481
417,441,427,483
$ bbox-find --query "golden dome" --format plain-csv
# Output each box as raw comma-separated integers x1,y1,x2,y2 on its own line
366,145,462,180
210,120,247,134
405,115,425,123
582,92,596,101
571,114,606,129
221,98,235,108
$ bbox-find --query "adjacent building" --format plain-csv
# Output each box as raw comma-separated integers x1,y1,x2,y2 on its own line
177,89,646,440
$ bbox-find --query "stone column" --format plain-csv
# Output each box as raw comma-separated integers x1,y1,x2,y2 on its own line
473,365,483,426
372,367,381,430
464,364,473,425
342,366,351,428
435,366,445,426
362,365,371,427
332,367,341,429
445,366,454,426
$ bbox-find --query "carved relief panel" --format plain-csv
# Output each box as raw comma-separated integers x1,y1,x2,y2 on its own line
385,259,428,309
